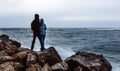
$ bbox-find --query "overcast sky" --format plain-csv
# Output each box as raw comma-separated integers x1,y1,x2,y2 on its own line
0,0,120,28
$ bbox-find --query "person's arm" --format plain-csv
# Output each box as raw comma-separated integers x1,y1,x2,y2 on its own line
31,21,34,31
44,24,47,30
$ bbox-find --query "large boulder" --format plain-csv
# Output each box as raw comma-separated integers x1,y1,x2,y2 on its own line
0,50,8,56
9,39,21,48
41,64,52,71
0,61,24,71
0,34,21,48
73,66,83,71
38,47,62,66
12,62,25,71
51,61,69,71
65,51,112,71
12,50,31,64
0,35,9,51
0,62,15,71
26,52,37,66
0,56,14,63
25,63,42,71
0,34,9,41
4,44,18,55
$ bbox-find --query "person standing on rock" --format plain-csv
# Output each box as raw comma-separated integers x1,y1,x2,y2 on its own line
39,18,47,51
31,14,42,50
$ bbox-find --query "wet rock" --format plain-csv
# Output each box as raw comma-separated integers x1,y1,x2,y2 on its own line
38,47,62,66
0,50,8,56
0,61,24,71
12,50,30,64
0,56,14,63
4,44,18,55
0,62,15,71
41,64,52,71
26,52,37,66
51,61,69,71
65,51,112,71
0,43,4,50
9,39,21,48
0,34,9,40
17,47,31,52
0,34,112,71
73,66,83,71
12,62,25,71
25,63,42,71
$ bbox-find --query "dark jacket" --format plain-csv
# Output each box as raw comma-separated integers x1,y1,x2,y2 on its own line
31,20,40,35
40,23,47,35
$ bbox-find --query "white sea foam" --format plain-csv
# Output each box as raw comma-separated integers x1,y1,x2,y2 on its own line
111,62,120,71
53,46,75,60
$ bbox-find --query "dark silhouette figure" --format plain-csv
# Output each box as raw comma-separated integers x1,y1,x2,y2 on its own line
31,14,41,50
39,18,47,51
31,14,47,51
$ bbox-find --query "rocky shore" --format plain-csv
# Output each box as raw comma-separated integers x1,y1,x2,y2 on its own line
0,34,112,71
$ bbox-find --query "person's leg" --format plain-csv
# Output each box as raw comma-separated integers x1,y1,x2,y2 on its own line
31,35,36,50
38,35,45,51
42,35,46,48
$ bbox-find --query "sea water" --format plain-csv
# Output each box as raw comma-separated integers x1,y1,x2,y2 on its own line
0,28,120,71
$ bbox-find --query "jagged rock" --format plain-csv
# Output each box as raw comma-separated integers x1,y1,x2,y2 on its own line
0,50,8,56
0,34,9,40
38,47,62,66
51,61,69,71
0,62,15,71
65,51,112,71
25,63,42,71
9,39,21,48
0,34,112,71
73,66,83,71
12,62,25,71
12,50,31,63
12,49,31,59
17,47,31,52
0,56,14,63
0,62,24,71
0,43,4,50
41,64,52,71
26,52,37,66
4,44,18,55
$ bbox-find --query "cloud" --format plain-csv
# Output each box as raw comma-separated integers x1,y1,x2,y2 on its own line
0,0,64,15
57,16,120,21
0,0,120,27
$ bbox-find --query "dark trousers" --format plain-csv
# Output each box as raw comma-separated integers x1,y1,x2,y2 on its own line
40,35,46,50
31,34,45,50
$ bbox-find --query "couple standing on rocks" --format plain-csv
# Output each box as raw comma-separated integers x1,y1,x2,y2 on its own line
31,14,47,51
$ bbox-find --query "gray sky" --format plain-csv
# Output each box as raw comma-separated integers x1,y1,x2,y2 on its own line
0,0,120,28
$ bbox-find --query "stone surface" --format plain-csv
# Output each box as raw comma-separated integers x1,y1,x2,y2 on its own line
73,66,83,71
26,52,37,66
65,51,112,71
51,61,69,71
0,34,112,71
0,50,8,56
41,64,52,71
38,47,62,66
9,39,21,48
0,62,15,71
0,34,9,40
25,63,42,71
12,50,30,60
12,62,24,71
0,56,14,63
